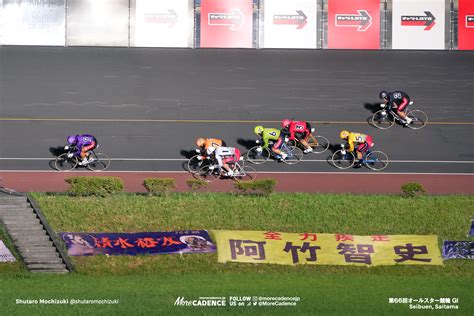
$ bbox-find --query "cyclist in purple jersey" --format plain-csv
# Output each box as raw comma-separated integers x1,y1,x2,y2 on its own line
65,134,98,165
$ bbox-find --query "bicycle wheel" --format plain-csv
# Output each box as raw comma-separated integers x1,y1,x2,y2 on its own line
187,155,208,174
246,146,270,165
308,135,330,154
197,165,221,182
331,150,355,169
371,110,395,129
364,151,389,171
54,153,78,171
87,153,111,171
233,165,257,182
282,146,303,165
286,139,297,149
406,110,428,130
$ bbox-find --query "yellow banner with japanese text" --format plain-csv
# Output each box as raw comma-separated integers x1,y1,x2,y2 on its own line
212,230,443,266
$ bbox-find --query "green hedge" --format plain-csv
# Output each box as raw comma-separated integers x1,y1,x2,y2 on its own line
401,182,427,197
65,176,123,197
186,178,208,192
234,179,276,196
143,178,176,195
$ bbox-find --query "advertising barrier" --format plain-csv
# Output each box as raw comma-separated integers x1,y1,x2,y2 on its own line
1,0,65,46
458,0,474,50
59,230,216,256
213,230,443,266
0,240,16,262
392,0,445,50
133,0,194,47
67,0,129,46
262,0,317,49
200,0,253,48
442,241,473,259
327,0,380,49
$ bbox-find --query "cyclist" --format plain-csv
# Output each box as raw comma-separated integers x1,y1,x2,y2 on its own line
281,119,313,153
214,146,241,176
254,126,287,160
65,134,98,165
379,91,412,125
339,130,374,168
195,137,225,160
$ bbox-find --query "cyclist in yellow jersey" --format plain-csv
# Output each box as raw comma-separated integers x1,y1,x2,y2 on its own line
340,130,374,168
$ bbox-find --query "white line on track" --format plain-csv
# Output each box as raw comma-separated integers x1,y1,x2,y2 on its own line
0,158,473,164
0,170,472,176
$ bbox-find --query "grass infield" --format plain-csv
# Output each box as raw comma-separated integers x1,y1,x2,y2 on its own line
1,193,473,315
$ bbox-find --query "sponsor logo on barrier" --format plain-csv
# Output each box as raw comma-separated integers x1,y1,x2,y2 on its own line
335,10,372,32
467,15,474,28
208,9,244,30
174,297,226,307
144,9,178,28
273,10,307,29
401,11,436,31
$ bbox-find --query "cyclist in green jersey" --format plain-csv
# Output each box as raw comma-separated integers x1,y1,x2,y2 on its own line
254,126,288,160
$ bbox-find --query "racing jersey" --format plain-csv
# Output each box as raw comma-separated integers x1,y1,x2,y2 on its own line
68,134,97,155
214,147,237,167
261,128,281,149
204,138,223,151
388,91,410,111
287,121,308,140
347,132,369,152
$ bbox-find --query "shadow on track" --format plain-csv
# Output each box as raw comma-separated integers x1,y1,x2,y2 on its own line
237,138,256,151
48,146,67,171
364,102,381,114
180,149,196,173
50,146,66,157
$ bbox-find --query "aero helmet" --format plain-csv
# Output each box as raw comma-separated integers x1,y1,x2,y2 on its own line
254,126,264,135
196,138,205,147
281,119,292,128
339,130,350,139
379,91,389,100
67,135,77,145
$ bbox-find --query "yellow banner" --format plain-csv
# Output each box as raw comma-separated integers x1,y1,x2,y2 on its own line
212,230,443,266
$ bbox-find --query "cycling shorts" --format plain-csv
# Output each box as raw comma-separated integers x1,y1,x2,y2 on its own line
82,142,97,152
271,137,284,150
356,136,374,153
223,148,241,164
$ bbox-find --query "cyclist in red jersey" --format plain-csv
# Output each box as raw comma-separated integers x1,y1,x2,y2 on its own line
281,119,313,153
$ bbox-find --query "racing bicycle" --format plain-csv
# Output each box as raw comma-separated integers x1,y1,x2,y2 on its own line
287,128,330,154
331,144,389,171
196,159,257,182
54,145,111,171
187,149,211,174
246,140,303,165
371,101,428,130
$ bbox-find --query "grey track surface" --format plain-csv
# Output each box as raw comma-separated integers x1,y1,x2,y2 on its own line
0,46,473,173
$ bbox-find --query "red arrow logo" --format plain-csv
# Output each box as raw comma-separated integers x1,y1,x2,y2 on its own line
208,9,244,31
273,10,308,29
467,16,474,28
401,11,436,31
145,9,178,28
335,10,372,32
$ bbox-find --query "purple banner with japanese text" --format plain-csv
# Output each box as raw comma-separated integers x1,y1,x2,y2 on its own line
442,241,473,260
59,230,216,256
213,230,443,266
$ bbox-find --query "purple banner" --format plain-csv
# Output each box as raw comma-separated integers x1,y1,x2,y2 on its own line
59,230,216,256
469,219,474,237
442,241,473,260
